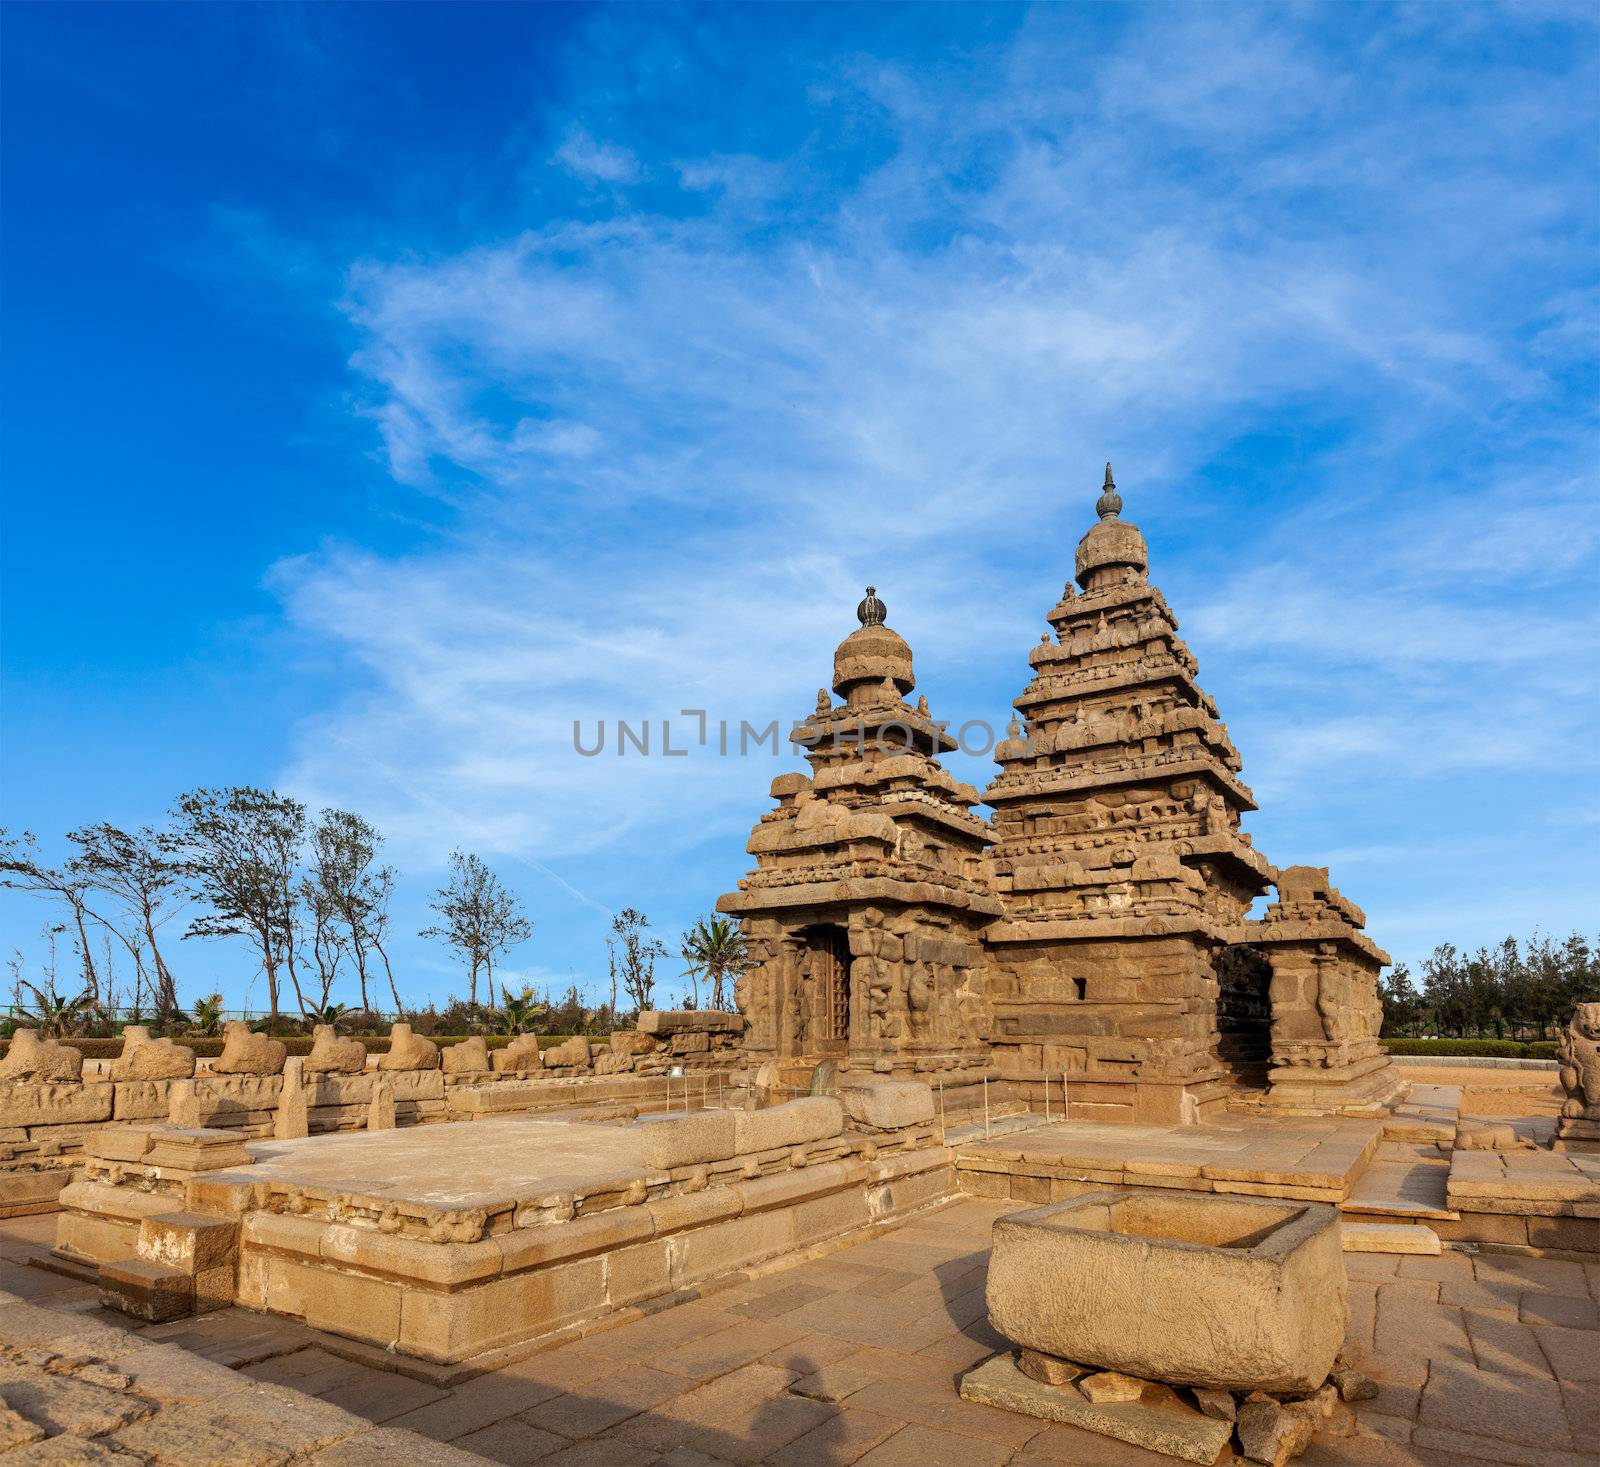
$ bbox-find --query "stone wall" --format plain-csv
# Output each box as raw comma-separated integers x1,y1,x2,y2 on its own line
0,1012,747,1217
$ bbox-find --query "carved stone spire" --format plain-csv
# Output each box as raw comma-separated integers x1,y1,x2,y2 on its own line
856,586,887,627
1096,462,1122,520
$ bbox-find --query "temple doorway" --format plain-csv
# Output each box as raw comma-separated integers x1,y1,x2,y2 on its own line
1215,944,1273,1089
802,925,852,1056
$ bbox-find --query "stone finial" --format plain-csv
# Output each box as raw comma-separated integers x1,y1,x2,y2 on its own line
856,586,887,627
1096,462,1122,520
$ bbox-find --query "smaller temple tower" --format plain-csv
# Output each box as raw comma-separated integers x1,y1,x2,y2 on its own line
717,589,999,1080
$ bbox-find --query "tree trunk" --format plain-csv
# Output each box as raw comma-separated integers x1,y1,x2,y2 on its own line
374,938,404,1020
72,904,99,1000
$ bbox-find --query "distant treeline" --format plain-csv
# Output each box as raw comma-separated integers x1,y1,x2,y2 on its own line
1381,931,1599,1040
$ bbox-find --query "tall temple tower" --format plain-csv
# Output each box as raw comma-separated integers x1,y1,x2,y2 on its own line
980,466,1279,1123
718,589,999,1080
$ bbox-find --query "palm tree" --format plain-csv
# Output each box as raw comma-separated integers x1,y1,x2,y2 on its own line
680,915,751,1013
313,1002,350,1030
190,993,225,1037
499,986,545,1035
17,979,100,1039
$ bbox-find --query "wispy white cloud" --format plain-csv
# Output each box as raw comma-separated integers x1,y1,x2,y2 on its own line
553,126,642,184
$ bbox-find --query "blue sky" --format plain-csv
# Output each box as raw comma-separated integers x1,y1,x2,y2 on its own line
3,2,1596,1013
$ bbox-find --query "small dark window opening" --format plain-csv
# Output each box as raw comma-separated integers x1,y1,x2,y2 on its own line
1073,977,1087,1001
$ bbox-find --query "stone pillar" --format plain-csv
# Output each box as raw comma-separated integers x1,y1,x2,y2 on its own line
274,1057,309,1140
367,1077,397,1132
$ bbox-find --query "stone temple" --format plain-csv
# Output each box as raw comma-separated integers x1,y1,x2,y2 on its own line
720,465,1405,1125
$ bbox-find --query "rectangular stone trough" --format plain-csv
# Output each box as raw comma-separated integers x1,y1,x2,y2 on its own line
986,1190,1346,1394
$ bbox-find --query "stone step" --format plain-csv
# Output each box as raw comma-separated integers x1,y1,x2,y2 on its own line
1340,1156,1457,1222
1382,1084,1461,1144
1341,1221,1442,1255
98,1256,195,1323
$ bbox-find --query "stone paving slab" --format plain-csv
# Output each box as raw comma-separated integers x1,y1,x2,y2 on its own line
226,1115,653,1209
956,1115,1382,1201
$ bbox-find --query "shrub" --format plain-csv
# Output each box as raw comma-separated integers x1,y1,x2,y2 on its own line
1382,1038,1549,1059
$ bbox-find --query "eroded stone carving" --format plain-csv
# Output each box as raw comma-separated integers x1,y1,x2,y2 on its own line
210,1021,287,1076
304,1024,366,1074
378,1023,440,1071
0,1029,83,1082
1556,1002,1600,1152
110,1026,196,1081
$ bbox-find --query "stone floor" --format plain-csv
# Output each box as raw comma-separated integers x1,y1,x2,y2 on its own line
3,1198,1597,1467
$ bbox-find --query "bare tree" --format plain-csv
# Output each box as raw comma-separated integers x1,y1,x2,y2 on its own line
170,787,307,1022
419,851,531,1008
66,822,184,1020
1,830,102,999
609,908,666,1016
305,810,399,1015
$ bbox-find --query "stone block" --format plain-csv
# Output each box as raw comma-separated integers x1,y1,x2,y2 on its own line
495,1208,654,1274
86,1126,155,1163
986,1190,1346,1394
670,1030,710,1054
960,1353,1232,1465
142,1126,254,1172
1019,1348,1083,1387
493,1035,544,1072
637,1009,743,1035
606,1238,672,1306
1081,1370,1146,1403
1236,1399,1316,1466
0,1167,69,1216
1341,1222,1440,1255
100,1257,194,1322
398,1256,605,1362
113,1080,173,1121
842,1080,936,1130
137,1211,238,1272
543,1036,591,1068
732,1096,843,1154
610,1030,657,1057
638,1109,736,1169
0,1081,111,1128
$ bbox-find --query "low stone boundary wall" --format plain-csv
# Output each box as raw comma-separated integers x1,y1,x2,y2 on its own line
1389,1055,1558,1071
1,1011,748,1216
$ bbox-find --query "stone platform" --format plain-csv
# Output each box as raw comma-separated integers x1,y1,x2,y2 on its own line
954,1113,1382,1205
52,1101,958,1371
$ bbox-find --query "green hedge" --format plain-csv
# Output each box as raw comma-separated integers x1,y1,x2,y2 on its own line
0,1033,583,1060
1382,1038,1559,1059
